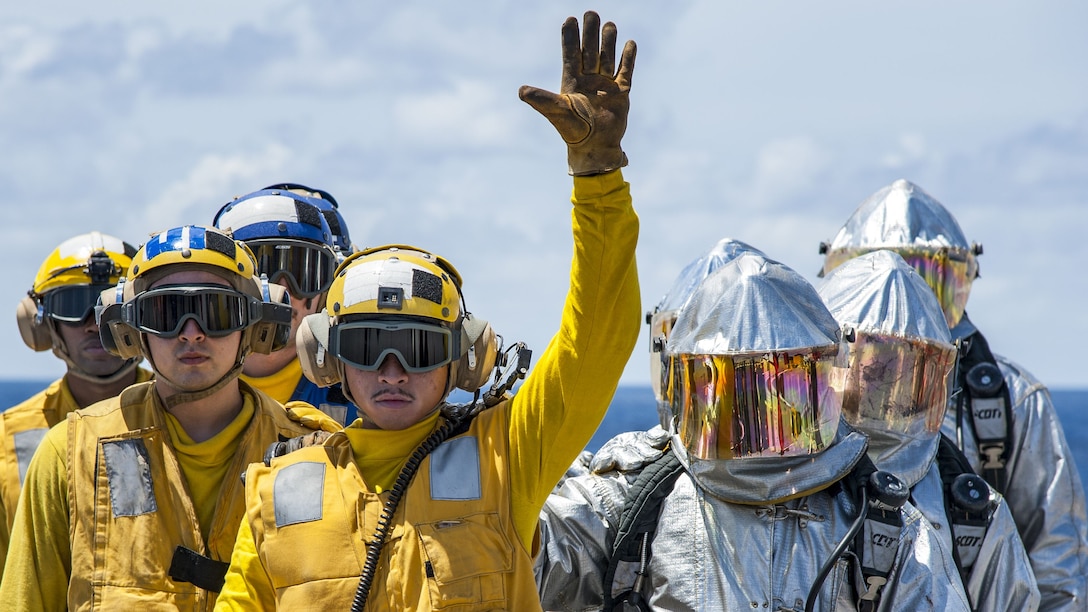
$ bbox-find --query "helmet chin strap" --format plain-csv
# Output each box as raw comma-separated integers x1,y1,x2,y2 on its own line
142,332,251,411
156,360,246,411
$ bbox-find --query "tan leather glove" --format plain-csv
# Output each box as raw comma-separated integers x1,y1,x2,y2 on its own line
520,11,637,176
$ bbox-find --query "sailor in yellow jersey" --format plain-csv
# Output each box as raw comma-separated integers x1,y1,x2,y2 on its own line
0,231,151,577
214,11,640,611
0,225,340,610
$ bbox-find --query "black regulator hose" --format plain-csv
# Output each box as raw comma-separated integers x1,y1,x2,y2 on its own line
804,484,868,612
350,417,460,612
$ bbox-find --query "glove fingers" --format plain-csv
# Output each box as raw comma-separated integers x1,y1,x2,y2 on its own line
560,16,581,86
615,40,637,92
579,11,601,75
599,21,618,77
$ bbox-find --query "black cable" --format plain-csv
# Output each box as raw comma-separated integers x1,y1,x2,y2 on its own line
805,485,868,612
350,417,459,612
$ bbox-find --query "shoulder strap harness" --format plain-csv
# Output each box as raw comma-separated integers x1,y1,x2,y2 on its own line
935,433,997,585
955,329,1014,494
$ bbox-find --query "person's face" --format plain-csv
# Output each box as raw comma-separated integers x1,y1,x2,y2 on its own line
344,354,448,430
241,278,323,377
55,312,129,377
144,270,242,395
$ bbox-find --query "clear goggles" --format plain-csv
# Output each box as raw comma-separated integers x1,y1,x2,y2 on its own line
835,332,957,439
41,283,115,324
247,239,336,299
121,285,258,338
329,320,454,373
663,349,843,460
826,247,977,327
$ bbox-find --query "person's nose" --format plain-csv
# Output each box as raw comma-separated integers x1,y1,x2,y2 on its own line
377,353,408,383
178,318,207,342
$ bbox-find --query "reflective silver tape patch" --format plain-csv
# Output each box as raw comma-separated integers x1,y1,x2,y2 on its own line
102,439,157,517
13,428,48,485
430,436,481,501
274,461,325,527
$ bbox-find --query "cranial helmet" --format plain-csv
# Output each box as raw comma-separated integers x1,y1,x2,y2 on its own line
663,253,847,462
818,250,958,488
819,179,982,328
647,238,767,426
214,188,338,302
17,231,140,383
97,225,292,404
262,183,356,259
296,244,497,403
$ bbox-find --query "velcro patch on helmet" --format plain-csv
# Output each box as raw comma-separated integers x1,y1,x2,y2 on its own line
412,268,443,305
294,200,324,229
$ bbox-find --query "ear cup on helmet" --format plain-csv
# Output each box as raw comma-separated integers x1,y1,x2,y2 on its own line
16,296,53,352
452,313,498,392
249,283,293,355
297,311,341,387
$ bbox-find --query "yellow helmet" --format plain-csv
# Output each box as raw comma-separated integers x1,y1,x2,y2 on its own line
297,244,497,399
31,231,135,295
16,231,139,382
327,245,462,324
126,225,263,299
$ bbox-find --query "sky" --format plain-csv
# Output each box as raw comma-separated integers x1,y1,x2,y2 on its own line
1,1,1086,389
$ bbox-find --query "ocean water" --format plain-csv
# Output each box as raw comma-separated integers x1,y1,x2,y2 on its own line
3,380,1086,487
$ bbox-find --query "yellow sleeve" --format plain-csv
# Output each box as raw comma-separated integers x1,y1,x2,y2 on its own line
507,169,641,549
0,421,71,611
214,477,277,610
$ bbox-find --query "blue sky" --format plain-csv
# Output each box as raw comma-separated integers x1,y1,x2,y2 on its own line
2,1,1086,388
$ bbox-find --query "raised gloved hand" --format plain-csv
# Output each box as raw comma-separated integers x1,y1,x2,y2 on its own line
520,11,637,176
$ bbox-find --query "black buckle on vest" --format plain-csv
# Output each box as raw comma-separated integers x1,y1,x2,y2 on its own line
168,545,230,593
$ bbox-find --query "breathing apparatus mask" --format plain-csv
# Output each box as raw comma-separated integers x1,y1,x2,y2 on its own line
818,179,982,328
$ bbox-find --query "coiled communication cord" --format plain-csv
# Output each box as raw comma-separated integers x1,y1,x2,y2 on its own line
804,484,868,612
350,417,460,612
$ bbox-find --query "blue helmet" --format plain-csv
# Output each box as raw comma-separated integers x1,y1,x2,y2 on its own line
263,182,355,257
214,188,338,299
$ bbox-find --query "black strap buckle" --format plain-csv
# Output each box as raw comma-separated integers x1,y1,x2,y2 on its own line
168,545,230,593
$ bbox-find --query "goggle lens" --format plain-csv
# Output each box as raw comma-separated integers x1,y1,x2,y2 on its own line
664,350,842,460
331,321,453,372
128,286,252,338
42,284,114,323
248,239,336,299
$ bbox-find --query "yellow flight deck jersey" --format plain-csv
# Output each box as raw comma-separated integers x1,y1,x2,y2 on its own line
214,170,641,611
0,368,152,576
0,380,321,611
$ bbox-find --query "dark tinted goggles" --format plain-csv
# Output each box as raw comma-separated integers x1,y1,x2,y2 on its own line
247,239,336,299
329,321,454,372
122,285,257,338
42,283,115,324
